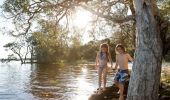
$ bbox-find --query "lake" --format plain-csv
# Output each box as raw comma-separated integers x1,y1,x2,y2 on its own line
0,61,117,100
0,61,169,100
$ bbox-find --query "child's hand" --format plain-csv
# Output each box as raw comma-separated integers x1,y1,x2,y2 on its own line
112,68,117,73
95,65,98,70
111,65,113,68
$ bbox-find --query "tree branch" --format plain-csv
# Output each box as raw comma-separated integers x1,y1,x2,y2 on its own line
78,4,135,23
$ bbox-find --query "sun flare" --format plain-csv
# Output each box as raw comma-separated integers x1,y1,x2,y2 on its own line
81,65,87,73
75,77,95,100
73,9,92,28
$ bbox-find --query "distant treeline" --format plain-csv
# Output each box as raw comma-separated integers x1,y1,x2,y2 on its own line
3,20,170,64
34,37,135,63
34,38,170,63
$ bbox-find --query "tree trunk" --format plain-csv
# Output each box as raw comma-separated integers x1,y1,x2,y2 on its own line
24,46,29,63
11,49,24,64
31,46,33,64
18,54,24,64
127,0,162,100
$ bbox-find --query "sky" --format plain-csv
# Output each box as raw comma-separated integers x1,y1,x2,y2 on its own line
0,0,113,59
0,0,15,59
0,0,93,59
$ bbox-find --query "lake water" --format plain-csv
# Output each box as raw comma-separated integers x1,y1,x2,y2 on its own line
0,62,169,100
0,61,117,100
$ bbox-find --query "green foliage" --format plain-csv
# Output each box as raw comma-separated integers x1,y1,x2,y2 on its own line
165,52,170,62
1,0,170,63
80,41,98,61
111,31,135,55
3,0,29,13
3,42,25,63
3,42,24,52
159,0,170,60
159,0,170,18
32,20,69,63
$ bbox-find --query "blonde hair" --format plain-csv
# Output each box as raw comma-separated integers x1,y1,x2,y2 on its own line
115,44,126,54
99,43,111,58
100,43,109,51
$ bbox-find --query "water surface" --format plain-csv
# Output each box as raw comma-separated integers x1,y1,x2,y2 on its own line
0,62,115,100
0,62,169,100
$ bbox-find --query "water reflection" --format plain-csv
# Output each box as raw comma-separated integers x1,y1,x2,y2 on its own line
0,62,34,100
0,62,134,100
0,61,169,100
81,65,88,73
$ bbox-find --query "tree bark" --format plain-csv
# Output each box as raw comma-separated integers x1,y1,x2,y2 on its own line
31,46,33,64
127,0,162,100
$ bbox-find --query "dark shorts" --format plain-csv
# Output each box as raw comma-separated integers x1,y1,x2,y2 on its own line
114,69,129,85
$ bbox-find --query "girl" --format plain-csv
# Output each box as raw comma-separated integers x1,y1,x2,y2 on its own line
113,44,133,100
95,43,112,94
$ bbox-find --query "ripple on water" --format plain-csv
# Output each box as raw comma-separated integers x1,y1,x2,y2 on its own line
0,62,161,100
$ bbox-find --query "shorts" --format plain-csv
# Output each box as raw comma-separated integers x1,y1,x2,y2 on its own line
114,69,129,85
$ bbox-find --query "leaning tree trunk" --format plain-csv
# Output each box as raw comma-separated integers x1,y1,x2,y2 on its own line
127,0,162,100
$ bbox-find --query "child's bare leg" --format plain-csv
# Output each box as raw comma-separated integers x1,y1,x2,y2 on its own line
118,84,124,100
114,81,120,93
98,74,102,89
103,68,107,90
114,80,119,87
98,68,102,89
97,69,103,94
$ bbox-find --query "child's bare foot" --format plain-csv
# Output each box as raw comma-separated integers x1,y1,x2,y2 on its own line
97,88,102,94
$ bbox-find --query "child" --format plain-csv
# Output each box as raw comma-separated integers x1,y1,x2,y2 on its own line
113,44,133,100
95,43,112,94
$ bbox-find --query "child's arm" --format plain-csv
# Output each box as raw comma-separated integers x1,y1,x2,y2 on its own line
95,52,99,69
127,53,133,62
113,55,118,71
108,52,113,68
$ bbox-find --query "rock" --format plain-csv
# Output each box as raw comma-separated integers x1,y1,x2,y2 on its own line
89,81,129,100
89,80,170,100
